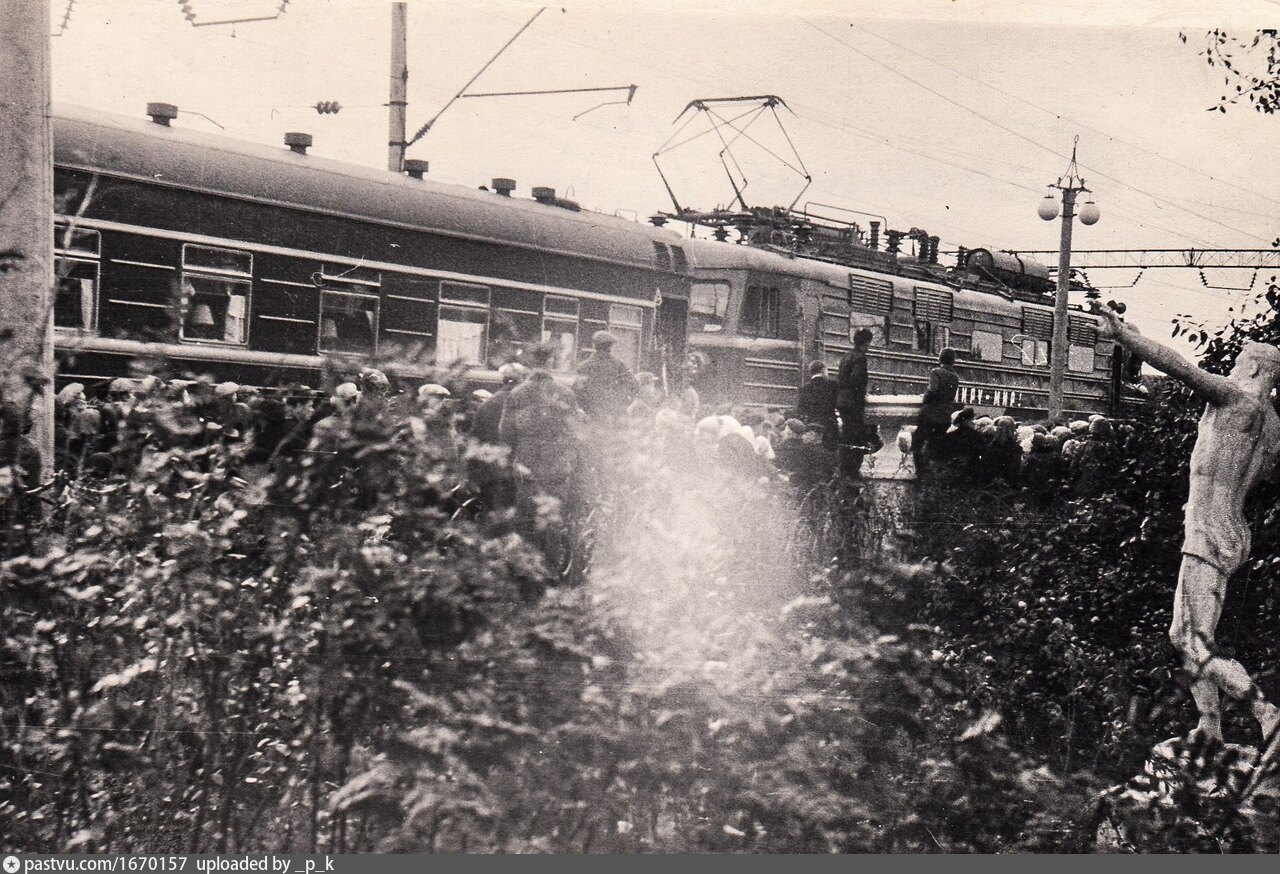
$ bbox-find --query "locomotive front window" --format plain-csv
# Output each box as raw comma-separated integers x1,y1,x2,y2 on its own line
179,244,251,345
608,304,644,370
690,282,729,319
542,295,579,372
319,290,379,355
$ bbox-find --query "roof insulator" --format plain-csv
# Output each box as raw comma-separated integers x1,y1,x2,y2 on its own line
146,102,178,126
492,178,516,197
404,159,429,179
284,132,313,155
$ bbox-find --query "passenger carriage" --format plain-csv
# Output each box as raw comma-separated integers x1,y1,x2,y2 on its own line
50,103,691,392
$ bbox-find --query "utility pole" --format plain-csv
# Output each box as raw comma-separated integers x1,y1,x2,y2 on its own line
1037,137,1099,420
0,0,55,475
388,1,408,172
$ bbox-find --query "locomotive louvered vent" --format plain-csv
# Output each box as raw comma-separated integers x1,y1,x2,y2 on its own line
1022,307,1054,340
1069,314,1098,345
849,275,894,314
914,287,953,322
652,241,673,270
670,245,688,272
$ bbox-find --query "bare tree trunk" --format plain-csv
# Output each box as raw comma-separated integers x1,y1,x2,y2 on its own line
0,0,55,476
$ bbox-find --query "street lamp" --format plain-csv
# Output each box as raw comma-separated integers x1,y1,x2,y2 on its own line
1038,136,1099,420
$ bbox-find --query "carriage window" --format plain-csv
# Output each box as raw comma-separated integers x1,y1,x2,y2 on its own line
1021,337,1050,367
971,330,1004,362
319,290,378,354
740,285,781,338
54,225,99,332
608,304,644,370
542,295,579,371
849,312,887,347
437,282,491,365
916,323,950,354
912,288,952,354
1069,344,1095,373
180,244,251,344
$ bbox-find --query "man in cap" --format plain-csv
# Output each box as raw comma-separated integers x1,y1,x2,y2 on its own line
836,328,875,475
575,330,636,419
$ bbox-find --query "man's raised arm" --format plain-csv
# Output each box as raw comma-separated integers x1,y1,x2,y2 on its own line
1090,302,1235,405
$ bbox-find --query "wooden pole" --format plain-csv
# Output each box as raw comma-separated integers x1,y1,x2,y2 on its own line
388,1,408,172
0,0,55,476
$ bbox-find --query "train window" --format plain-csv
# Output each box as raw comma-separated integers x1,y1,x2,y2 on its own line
912,288,952,354
319,290,379,355
849,312,887,347
740,285,781,338
1069,344,1095,372
1021,337,1050,367
55,225,100,258
179,244,251,344
184,245,251,277
54,259,98,332
608,304,644,370
54,224,99,332
441,281,491,307
542,295,580,371
971,330,1004,362
436,281,491,366
689,281,729,329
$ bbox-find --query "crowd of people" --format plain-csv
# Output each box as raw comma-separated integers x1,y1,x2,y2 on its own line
790,341,1135,503
1,331,1137,557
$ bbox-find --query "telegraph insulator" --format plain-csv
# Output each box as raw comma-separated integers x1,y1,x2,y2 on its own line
179,1,197,22
314,101,342,115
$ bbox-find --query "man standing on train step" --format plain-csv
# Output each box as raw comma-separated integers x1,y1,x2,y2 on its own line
836,328,874,476
1093,301,1280,764
576,330,637,419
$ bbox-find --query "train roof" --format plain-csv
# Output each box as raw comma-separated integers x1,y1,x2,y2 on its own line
681,233,1099,323
52,103,685,272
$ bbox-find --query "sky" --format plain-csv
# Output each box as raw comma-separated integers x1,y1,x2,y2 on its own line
48,0,1280,356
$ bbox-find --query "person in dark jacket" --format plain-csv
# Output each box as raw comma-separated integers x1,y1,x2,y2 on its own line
941,407,984,478
575,330,636,419
1021,432,1065,509
912,347,960,480
471,363,529,446
980,415,1023,488
836,328,874,476
796,360,838,448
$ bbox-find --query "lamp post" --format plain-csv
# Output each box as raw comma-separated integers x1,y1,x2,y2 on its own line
1038,136,1099,420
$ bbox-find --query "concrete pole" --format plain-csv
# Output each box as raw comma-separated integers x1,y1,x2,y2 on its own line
388,1,408,172
1047,186,1077,421
0,0,55,476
